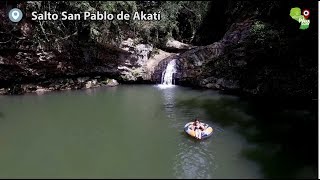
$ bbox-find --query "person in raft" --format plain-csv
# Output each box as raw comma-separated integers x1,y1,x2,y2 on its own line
192,118,206,139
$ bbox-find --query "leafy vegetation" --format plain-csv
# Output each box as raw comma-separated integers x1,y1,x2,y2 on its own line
22,1,210,49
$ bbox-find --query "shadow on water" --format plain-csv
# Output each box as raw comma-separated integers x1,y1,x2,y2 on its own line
175,95,318,179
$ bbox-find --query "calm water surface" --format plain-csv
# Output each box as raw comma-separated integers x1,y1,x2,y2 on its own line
0,85,316,178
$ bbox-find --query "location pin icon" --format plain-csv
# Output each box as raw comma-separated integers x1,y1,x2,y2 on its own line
8,8,23,22
12,11,19,19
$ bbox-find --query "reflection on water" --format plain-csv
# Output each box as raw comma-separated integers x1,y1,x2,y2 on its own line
173,138,216,179
85,86,118,96
157,86,178,128
85,88,99,96
156,84,176,89
158,85,176,111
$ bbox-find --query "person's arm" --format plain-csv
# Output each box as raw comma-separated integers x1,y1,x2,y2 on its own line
191,123,196,130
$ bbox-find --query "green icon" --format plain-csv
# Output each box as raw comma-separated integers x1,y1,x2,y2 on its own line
289,7,310,30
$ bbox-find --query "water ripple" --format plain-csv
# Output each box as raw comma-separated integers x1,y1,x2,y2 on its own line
173,138,217,179
157,85,223,178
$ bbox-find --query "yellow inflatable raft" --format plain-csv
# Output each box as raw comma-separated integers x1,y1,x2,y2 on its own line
184,122,213,139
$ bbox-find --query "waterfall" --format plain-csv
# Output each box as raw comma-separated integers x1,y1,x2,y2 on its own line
158,59,177,88
162,59,177,85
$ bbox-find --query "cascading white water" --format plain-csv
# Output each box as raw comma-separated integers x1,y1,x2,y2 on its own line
161,59,177,86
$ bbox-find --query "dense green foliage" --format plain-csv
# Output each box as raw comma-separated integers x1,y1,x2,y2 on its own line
25,1,210,48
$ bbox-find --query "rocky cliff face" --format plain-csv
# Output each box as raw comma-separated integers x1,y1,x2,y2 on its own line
152,1,317,97
0,2,193,94
0,7,136,95
173,19,255,91
0,1,317,97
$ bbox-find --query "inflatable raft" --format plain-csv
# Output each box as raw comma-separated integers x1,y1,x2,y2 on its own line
184,122,213,139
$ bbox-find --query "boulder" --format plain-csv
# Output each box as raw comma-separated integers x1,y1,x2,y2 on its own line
91,79,98,85
106,79,119,87
35,86,50,94
135,44,153,66
85,81,92,89
164,38,194,52
77,77,90,83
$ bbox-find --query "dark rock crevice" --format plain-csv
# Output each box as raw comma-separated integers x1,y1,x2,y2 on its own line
192,0,229,45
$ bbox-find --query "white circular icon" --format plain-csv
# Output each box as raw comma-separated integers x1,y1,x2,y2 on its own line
8,8,23,22
303,10,310,16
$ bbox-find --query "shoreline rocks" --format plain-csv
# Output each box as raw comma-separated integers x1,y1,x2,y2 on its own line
0,77,119,95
